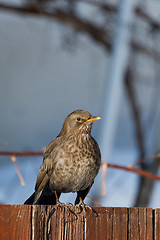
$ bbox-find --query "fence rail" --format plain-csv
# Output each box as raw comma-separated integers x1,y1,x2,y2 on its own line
0,204,159,240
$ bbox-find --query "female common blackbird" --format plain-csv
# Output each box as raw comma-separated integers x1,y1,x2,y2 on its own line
24,110,101,205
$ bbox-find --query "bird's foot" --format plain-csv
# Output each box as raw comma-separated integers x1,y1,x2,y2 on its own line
56,200,73,207
54,191,73,207
56,200,78,219
75,198,98,217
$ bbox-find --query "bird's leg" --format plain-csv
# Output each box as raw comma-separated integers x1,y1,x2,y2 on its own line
75,197,92,211
75,197,98,216
55,191,73,207
75,186,97,214
54,191,78,219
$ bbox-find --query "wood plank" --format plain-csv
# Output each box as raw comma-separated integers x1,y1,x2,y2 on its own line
138,208,146,239
0,204,31,240
105,207,114,240
138,208,153,240
31,205,49,240
146,208,153,240
0,205,159,240
53,206,84,240
68,207,84,240
128,207,153,240
85,207,128,240
128,208,139,240
32,205,85,240
85,207,107,240
112,207,128,240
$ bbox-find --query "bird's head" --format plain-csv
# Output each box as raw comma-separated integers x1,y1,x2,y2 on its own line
59,110,101,136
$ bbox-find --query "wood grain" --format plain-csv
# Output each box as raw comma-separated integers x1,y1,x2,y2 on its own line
0,204,31,240
0,205,159,240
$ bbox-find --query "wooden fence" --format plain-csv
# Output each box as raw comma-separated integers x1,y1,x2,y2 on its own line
0,204,159,240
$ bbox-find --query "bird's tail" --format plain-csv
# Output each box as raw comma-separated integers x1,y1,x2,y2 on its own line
24,192,36,205
24,190,58,205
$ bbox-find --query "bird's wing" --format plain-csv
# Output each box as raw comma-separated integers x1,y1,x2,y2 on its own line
43,137,60,159
35,137,61,192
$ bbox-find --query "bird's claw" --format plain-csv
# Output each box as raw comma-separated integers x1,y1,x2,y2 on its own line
56,201,73,208
75,198,98,217
55,200,78,219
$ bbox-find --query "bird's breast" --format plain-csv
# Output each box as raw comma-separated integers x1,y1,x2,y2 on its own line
49,135,101,193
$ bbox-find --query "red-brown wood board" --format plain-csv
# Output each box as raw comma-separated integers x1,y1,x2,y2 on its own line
0,205,159,240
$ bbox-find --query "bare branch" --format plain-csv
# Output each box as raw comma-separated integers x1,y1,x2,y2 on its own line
0,151,43,156
103,163,160,181
136,7,160,31
0,151,160,181
78,0,117,12
87,195,103,207
0,2,111,50
131,41,160,62
125,69,145,159
10,155,25,186
0,2,160,61
129,154,160,168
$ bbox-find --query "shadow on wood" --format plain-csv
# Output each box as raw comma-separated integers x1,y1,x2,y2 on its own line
0,205,159,240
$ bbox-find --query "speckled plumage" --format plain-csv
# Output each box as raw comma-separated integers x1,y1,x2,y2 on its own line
24,110,101,205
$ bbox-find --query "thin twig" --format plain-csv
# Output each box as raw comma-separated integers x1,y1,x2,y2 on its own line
0,151,160,181
128,154,160,168
102,163,160,181
102,163,108,196
10,155,25,186
0,151,43,156
86,195,103,207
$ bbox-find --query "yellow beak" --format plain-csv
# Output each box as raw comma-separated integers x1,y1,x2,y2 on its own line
86,116,101,123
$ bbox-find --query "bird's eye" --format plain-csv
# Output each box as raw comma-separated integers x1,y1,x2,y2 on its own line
77,117,81,121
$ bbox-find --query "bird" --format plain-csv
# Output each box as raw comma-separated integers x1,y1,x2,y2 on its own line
24,110,101,206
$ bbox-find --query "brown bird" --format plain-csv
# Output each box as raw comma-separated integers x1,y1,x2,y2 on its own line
24,110,101,206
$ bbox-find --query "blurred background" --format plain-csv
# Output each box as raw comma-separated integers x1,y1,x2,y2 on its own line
0,0,160,207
